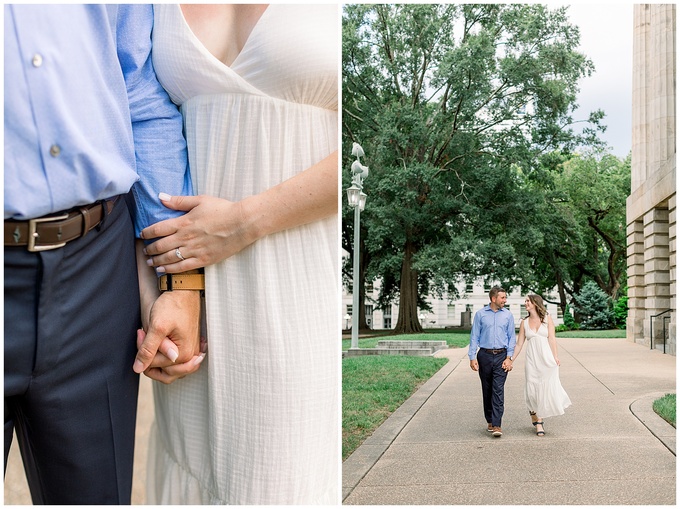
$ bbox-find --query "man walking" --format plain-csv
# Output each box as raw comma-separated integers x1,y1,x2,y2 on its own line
469,286,516,437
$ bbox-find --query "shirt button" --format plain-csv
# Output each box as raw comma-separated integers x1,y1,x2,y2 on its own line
49,144,61,157
32,53,43,67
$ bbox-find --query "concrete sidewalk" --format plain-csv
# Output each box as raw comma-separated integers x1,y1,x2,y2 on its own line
343,337,676,505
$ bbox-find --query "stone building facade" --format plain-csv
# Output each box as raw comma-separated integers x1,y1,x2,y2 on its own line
342,279,564,331
627,4,676,354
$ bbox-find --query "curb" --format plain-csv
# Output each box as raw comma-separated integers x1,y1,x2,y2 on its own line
630,392,677,455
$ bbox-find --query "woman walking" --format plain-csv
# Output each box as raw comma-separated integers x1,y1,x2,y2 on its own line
509,294,571,435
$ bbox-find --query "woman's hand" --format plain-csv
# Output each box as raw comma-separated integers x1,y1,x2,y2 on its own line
141,151,338,273
142,194,257,273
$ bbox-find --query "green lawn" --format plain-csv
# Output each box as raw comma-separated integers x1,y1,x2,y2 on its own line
653,393,676,427
555,329,627,338
342,355,448,460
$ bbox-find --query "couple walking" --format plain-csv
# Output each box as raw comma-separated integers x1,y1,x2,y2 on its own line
469,287,571,437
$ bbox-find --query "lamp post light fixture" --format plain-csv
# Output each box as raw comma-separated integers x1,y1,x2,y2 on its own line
419,313,426,328
347,142,368,350
344,314,351,330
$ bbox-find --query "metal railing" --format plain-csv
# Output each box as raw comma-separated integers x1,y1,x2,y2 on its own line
650,309,672,353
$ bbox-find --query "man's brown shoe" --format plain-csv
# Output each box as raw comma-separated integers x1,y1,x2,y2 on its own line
492,426,503,437
487,423,493,432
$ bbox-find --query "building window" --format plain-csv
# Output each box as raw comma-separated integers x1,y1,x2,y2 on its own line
383,306,392,318
365,305,374,329
557,306,564,319
366,282,374,293
447,304,456,318
520,305,527,319
484,283,491,292
346,305,352,316
465,283,473,293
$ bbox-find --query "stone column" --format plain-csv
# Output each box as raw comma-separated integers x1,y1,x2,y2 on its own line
631,5,649,191
627,220,646,345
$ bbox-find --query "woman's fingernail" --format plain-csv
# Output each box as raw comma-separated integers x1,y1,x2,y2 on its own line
168,348,179,363
194,353,206,366
156,266,166,274
159,192,172,201
142,248,148,255
146,259,154,266
133,359,144,374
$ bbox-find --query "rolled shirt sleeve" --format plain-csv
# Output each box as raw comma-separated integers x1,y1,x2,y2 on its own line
112,4,193,237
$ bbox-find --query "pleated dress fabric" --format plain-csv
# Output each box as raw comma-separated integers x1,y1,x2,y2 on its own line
146,4,339,504
523,317,572,418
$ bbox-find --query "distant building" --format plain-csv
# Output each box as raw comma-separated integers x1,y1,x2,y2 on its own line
627,4,676,354
342,278,564,331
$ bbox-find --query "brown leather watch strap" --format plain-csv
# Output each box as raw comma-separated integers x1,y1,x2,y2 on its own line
158,271,205,291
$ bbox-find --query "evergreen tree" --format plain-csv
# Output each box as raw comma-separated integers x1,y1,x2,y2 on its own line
573,280,614,329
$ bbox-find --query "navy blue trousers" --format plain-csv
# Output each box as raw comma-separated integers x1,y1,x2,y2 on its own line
477,349,509,427
4,198,140,504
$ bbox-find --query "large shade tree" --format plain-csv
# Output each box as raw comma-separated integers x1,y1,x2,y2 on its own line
342,4,604,333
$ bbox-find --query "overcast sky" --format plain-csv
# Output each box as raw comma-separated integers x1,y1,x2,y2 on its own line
564,3,634,158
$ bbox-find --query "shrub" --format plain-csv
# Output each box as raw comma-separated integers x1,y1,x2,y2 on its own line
573,281,614,330
613,290,628,329
562,304,577,330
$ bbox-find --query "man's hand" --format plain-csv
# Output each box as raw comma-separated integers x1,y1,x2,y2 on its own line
137,329,207,384
133,289,201,374
470,359,479,371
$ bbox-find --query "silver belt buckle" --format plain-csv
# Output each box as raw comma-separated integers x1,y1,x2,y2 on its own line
27,213,69,252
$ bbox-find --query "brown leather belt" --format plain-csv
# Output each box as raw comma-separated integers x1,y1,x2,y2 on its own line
4,198,118,252
481,348,507,354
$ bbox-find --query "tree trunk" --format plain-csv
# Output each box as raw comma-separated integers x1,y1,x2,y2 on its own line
393,240,423,334
556,272,567,315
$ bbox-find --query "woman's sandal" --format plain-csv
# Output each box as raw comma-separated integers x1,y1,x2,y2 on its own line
533,421,545,436
530,412,545,435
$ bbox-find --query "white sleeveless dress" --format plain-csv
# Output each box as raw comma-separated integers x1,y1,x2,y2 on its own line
523,317,572,418
147,5,339,504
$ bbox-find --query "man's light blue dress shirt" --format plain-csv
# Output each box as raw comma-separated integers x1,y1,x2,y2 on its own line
468,305,516,360
4,4,192,236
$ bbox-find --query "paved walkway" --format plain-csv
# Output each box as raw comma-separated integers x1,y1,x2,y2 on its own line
343,337,676,505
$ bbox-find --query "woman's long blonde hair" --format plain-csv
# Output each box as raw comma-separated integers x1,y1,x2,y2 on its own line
526,294,547,323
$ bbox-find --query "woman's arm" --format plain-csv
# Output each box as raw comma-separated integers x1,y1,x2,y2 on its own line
547,315,560,365
513,320,526,360
141,151,338,272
